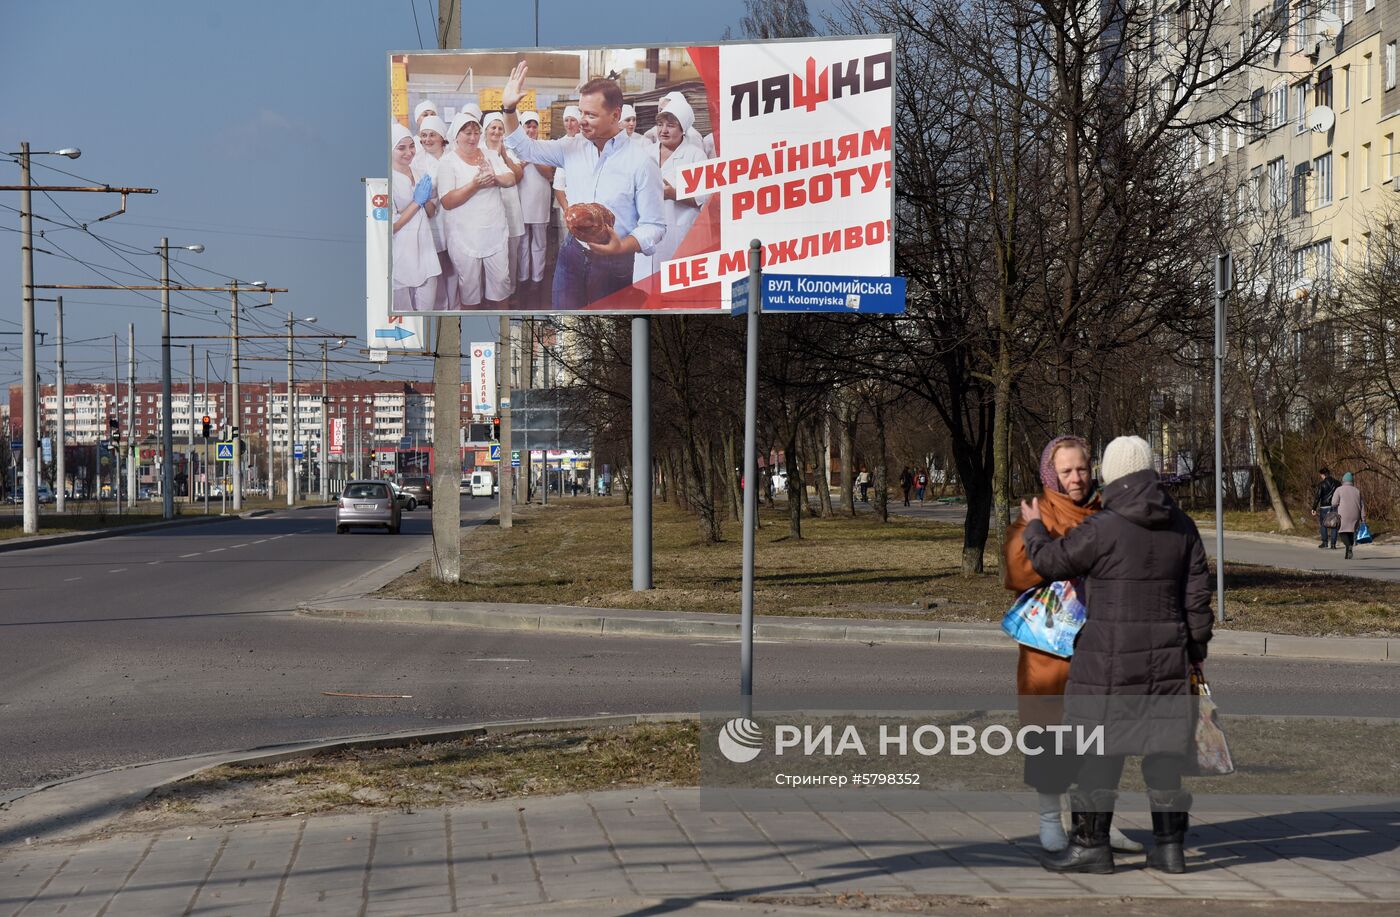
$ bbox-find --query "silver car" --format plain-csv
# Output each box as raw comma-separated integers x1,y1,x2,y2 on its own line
335,480,401,534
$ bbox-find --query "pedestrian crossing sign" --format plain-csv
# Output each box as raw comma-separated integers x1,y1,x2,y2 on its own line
489,443,501,461
216,441,234,461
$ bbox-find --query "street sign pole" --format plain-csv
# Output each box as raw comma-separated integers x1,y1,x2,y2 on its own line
740,239,762,719
1214,253,1231,625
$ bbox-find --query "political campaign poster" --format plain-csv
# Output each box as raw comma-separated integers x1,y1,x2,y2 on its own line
385,37,895,315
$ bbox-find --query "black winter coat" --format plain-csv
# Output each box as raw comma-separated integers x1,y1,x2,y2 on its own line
1023,468,1214,756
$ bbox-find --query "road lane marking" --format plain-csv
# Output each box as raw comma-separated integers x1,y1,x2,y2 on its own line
108,568,127,573
147,561,161,565
64,576,81,582
180,552,201,558
231,543,248,549
207,548,225,553
252,539,268,544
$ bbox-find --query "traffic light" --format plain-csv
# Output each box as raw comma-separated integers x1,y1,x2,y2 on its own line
108,416,120,442
491,416,501,442
201,415,212,439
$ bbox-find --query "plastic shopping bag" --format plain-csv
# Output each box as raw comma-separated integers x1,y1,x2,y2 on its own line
999,579,1085,658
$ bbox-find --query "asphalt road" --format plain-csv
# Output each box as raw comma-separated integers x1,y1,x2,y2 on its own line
2,497,1398,793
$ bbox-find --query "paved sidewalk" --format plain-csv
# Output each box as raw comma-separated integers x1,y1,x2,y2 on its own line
4,787,1398,914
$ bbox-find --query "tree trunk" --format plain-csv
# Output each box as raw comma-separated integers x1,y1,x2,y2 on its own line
785,430,802,539
815,415,834,517
723,429,740,521
839,399,856,516
962,474,992,574
873,399,890,523
657,456,668,504
1243,383,1295,531
992,332,1013,555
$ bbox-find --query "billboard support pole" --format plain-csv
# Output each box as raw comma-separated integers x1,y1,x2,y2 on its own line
498,317,513,529
740,239,762,719
632,317,651,590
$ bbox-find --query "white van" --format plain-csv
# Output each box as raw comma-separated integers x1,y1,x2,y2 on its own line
470,470,495,498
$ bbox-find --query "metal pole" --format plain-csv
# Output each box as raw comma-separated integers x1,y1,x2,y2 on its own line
127,325,135,510
204,351,210,514
55,297,65,513
230,286,242,511
188,346,196,506
320,342,329,502
113,334,121,516
160,240,174,518
19,143,37,533
631,316,651,590
287,313,295,506
740,239,762,716
268,380,274,497
1214,253,1231,625
499,316,513,528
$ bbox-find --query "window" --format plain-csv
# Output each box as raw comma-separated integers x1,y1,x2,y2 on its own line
1344,0,1354,20
1268,156,1288,208
1270,81,1289,129
1221,125,1230,158
1364,53,1374,100
1237,124,1245,149
1386,134,1394,181
1367,0,1375,11
1208,129,1217,164
1250,88,1264,130
1316,67,1333,108
1292,167,1310,217
1340,150,1350,197
1387,42,1397,91
1315,153,1333,206
1342,65,1351,110
1363,142,1372,188
1295,80,1310,132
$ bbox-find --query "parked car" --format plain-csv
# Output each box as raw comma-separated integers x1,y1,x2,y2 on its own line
460,477,472,494
769,470,788,493
36,485,55,504
470,470,496,498
387,480,417,512
335,480,401,534
399,475,432,508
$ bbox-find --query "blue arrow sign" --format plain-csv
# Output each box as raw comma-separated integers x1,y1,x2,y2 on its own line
374,326,414,341
489,443,501,461
216,441,235,461
732,274,906,316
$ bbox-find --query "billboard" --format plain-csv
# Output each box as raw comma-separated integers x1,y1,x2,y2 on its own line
385,37,894,315
329,417,346,456
469,341,497,414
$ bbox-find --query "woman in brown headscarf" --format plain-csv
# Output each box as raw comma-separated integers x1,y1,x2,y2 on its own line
1004,436,1141,854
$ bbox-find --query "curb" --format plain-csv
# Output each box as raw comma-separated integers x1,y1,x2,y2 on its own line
297,599,1398,664
0,712,690,847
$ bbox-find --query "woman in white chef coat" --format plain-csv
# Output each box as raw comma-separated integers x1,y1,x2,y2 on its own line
644,92,706,154
415,114,457,310
635,95,707,282
437,110,516,309
481,112,526,300
514,110,554,288
390,123,441,312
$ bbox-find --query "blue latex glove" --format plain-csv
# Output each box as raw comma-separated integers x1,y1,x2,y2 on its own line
412,174,434,207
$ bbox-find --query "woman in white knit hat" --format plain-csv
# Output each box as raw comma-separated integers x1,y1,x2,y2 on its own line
1020,435,1214,877
389,123,441,312
413,114,456,310
437,110,516,309
481,112,526,300
514,111,554,290
634,94,707,282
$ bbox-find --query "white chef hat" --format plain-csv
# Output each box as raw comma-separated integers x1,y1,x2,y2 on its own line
563,104,582,121
621,103,636,120
414,100,437,124
391,121,414,150
446,109,481,142
462,102,483,122
656,94,695,135
520,110,541,124
659,91,686,111
418,115,448,140
481,111,506,133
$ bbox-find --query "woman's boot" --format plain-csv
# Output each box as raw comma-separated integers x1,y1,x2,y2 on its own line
1041,790,1115,874
1146,790,1192,874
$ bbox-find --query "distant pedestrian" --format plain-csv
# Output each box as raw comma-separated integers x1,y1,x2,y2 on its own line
1330,472,1367,560
916,470,927,502
900,467,914,506
1310,466,1341,549
857,468,871,503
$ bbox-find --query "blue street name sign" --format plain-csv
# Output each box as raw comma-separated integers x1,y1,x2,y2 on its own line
399,436,413,450
216,441,235,461
489,443,501,462
731,274,906,316
294,442,305,460
731,276,749,314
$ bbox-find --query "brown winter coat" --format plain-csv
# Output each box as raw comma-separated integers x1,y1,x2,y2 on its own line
1023,469,1214,756
1330,482,1366,534
1004,489,1100,725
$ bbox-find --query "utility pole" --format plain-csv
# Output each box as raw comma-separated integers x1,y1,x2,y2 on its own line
188,346,196,504
230,285,242,510
204,351,211,514
430,0,463,582
127,324,135,510
55,297,65,513
320,342,330,502
632,316,651,590
268,379,275,497
522,319,533,503
112,333,121,516
157,238,203,519
287,314,295,506
7,142,150,532
499,316,513,528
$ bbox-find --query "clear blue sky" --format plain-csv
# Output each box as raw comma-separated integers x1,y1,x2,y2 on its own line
1,0,839,390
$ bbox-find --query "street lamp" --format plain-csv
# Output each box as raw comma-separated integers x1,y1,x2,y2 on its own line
157,238,203,519
286,313,317,506
10,144,80,534
228,280,265,513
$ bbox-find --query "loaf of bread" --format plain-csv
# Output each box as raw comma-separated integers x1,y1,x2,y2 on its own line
565,202,616,245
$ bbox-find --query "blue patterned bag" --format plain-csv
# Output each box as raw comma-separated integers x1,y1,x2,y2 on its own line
1357,522,1373,545
1000,579,1086,658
